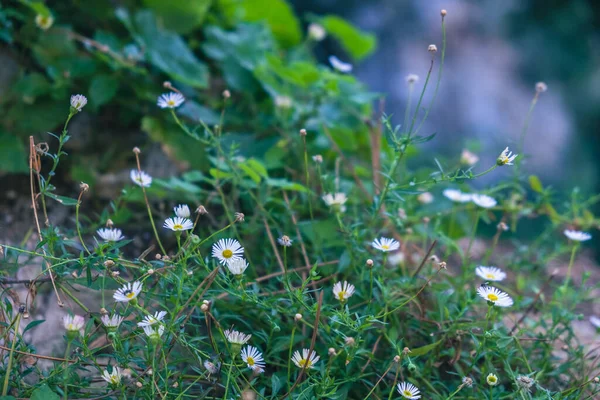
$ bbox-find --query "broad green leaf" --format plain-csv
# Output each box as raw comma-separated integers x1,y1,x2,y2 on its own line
45,193,79,206
246,158,268,179
0,133,27,173
210,169,234,180
529,175,543,193
31,384,60,400
409,340,442,356
89,74,119,109
143,0,212,34
321,15,377,60
238,163,261,183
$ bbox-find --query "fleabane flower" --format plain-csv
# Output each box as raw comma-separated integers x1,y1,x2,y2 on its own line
101,314,124,329
224,329,251,345
143,325,165,342
137,311,167,328
70,94,87,112
417,192,434,204
130,169,152,187
487,373,499,386
113,281,143,303
277,235,293,247
308,23,326,41
157,92,185,109
443,189,472,203
35,14,54,30
241,345,266,372
471,194,497,208
497,147,518,166
563,230,592,242
332,281,355,302
163,217,193,232
174,204,191,218
291,348,320,369
97,228,125,242
475,266,506,282
329,56,353,73
397,382,421,399
371,237,400,252
461,149,479,166
212,238,244,265
477,286,513,307
322,193,347,213
226,258,249,276
101,367,122,386
64,315,85,333
589,316,600,329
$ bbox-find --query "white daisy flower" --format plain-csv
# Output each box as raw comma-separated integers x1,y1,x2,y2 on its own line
443,189,472,203
113,281,143,303
291,348,320,369
563,230,592,242
226,258,249,276
101,367,122,386
212,238,244,265
405,74,419,84
224,328,251,345
130,169,152,187
174,204,191,218
137,311,167,328
397,382,421,399
64,315,85,333
332,281,355,302
143,324,165,340
475,266,506,282
241,345,266,372
487,373,499,386
417,192,434,204
329,56,353,73
308,23,326,41
589,316,600,328
35,14,54,30
163,217,194,232
460,149,479,166
277,235,293,247
97,228,125,242
101,314,124,329
157,92,185,109
371,237,400,252
497,147,518,166
70,94,87,112
322,193,348,213
477,286,513,307
471,194,497,208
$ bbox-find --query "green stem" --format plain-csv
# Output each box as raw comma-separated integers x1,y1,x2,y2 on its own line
141,187,166,255
287,326,296,391
75,200,91,255
223,362,234,400
1,313,21,396
517,92,540,161
561,244,579,291
63,339,72,400
466,210,480,261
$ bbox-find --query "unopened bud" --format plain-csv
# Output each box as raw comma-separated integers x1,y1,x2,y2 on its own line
104,260,115,268
312,155,323,163
147,269,154,275
222,90,231,99
393,355,401,363
594,377,599,383
106,219,114,228
328,347,336,356
172,382,179,388
155,253,162,260
441,9,447,16
344,337,355,346
234,212,245,222
200,303,209,312
136,382,143,388
80,182,89,192
111,271,120,277
163,81,172,89
100,308,108,315
428,44,438,53
403,347,411,355
497,222,509,231
300,129,307,137
162,255,170,262
366,259,374,268
294,313,303,321
196,205,208,215
132,147,141,154
439,261,447,270
535,82,548,93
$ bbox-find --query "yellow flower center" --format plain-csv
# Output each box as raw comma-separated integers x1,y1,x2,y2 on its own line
486,273,495,279
67,324,77,331
246,356,255,366
298,359,312,368
487,293,498,302
167,100,175,106
222,249,233,258
110,376,119,384
337,291,346,301
488,376,497,383
173,224,183,230
381,245,390,250
125,291,135,299
403,390,413,397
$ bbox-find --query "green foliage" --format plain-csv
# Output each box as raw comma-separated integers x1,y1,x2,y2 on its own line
320,15,377,60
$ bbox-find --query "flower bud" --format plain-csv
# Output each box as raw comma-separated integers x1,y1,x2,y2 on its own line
328,347,336,356
428,44,438,53
300,128,307,136
222,90,231,99
441,9,447,16
366,259,374,268
132,147,141,154
294,313,303,321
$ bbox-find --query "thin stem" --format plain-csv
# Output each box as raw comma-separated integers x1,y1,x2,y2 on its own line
287,326,296,391
223,362,234,399
75,191,91,255
518,91,541,159
561,244,579,291
466,210,480,260
1,312,21,396
63,339,72,400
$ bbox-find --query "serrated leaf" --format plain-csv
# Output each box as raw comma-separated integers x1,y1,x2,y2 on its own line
321,15,376,60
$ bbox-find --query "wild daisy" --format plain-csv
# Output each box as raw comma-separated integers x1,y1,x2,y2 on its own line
101,314,124,329
224,329,251,345
70,94,87,112
226,258,249,276
212,238,244,265
475,266,506,282
203,359,221,375
497,147,518,166
241,345,266,372
174,204,191,218
460,149,479,166
130,169,152,187
563,230,592,242
332,281,355,302
477,286,513,307
143,325,165,341
64,315,85,333
397,382,421,399
308,23,326,41
371,237,400,252
35,14,54,30
157,92,185,109
113,281,143,303
443,189,472,203
471,194,497,208
589,316,600,329
97,228,125,242
101,367,122,386
322,192,348,212
405,74,419,84
487,373,499,386
417,192,434,204
277,235,293,247
137,311,167,328
291,348,320,369
163,217,194,232
329,55,353,73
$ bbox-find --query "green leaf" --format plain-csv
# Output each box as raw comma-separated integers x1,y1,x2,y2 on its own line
45,193,79,206
266,178,310,193
0,396,17,400
24,1,51,17
321,15,377,60
89,74,119,109
143,0,212,34
238,163,261,183
31,384,60,400
23,319,45,333
210,169,234,180
0,133,27,173
529,175,543,193
409,340,442,357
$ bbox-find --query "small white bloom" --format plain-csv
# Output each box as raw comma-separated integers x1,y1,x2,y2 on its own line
417,192,434,204
203,359,221,374
308,23,326,41
397,382,421,399
274,95,292,109
475,266,506,282
497,147,518,166
97,228,125,242
477,286,513,307
487,373,499,386
113,281,143,303
563,230,592,242
312,154,323,163
332,281,355,302
277,235,293,247
329,55,353,73
371,237,400,252
163,217,194,232
224,328,251,345
291,348,320,369
589,316,600,328
462,377,473,387
70,94,87,112
137,311,167,328
516,375,535,391
387,252,405,266
460,149,479,166
143,324,165,340
157,92,185,109
64,315,85,333
35,14,54,30
322,193,347,213
536,82,548,93
471,194,497,209
212,238,244,265
405,74,419,84
130,169,152,187
101,314,124,328
226,258,249,275
241,345,266,372
173,204,191,218
101,367,122,386
443,189,472,203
